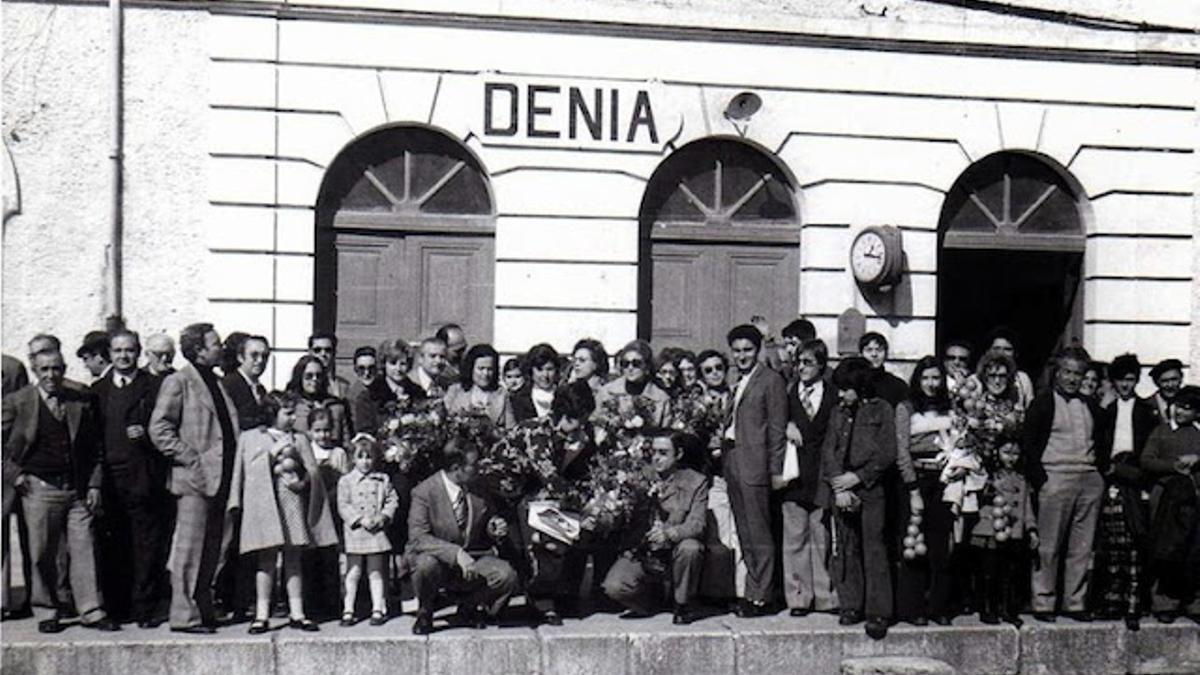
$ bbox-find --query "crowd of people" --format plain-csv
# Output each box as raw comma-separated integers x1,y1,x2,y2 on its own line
1,318,1197,641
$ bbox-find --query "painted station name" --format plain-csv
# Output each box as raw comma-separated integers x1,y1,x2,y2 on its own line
481,80,662,147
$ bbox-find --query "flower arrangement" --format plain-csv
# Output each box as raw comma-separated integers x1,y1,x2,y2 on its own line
593,394,657,450
950,377,1024,472
476,418,586,506
378,397,448,479
668,387,725,440
578,435,662,536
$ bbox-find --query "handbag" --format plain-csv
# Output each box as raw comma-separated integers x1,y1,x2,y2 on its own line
771,440,800,490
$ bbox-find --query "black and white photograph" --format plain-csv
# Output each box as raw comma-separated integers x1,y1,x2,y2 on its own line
2,1,1198,673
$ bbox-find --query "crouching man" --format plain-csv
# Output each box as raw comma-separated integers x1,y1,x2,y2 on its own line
406,438,518,635
603,431,707,625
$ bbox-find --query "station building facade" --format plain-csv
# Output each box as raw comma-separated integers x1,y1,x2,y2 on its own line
3,0,1198,388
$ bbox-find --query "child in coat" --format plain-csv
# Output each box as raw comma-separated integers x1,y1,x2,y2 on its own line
969,440,1037,626
303,407,350,620
228,391,338,634
337,433,399,625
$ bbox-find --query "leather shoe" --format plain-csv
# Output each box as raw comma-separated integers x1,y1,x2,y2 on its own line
672,604,697,625
1064,610,1093,623
412,612,434,635
1124,614,1140,631
1032,612,1056,623
83,618,121,632
2,607,33,622
865,617,889,640
789,608,810,618
907,616,929,627
37,618,66,634
539,610,563,627
932,615,953,626
1154,611,1177,624
247,619,269,635
288,618,320,632
735,599,771,618
137,617,166,629
980,612,1001,625
171,625,216,635
838,609,864,626
456,607,487,630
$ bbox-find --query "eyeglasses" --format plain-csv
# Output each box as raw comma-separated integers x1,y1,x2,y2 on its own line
621,359,645,368
795,358,817,366
354,365,377,374
303,372,324,381
701,364,726,374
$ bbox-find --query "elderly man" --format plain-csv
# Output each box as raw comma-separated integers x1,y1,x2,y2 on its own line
92,330,168,627
942,340,973,394
308,332,349,399
144,334,177,377
1148,358,1184,424
435,323,468,382
2,342,118,633
1024,347,1113,622
150,323,240,633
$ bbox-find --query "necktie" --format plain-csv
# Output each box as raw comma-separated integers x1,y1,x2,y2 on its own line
801,385,815,418
453,490,468,533
115,376,126,389
253,383,266,405
46,394,63,421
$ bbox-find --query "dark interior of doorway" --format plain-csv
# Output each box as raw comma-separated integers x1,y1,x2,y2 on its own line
936,248,1082,382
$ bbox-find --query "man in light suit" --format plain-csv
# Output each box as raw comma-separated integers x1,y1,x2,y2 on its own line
150,323,239,633
410,336,456,399
723,324,788,617
780,338,838,616
406,438,518,635
2,343,119,633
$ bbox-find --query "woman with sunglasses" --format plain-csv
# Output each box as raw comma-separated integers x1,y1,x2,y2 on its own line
595,340,672,428
443,343,515,427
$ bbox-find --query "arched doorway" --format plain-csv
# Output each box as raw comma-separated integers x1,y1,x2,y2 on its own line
314,125,495,363
638,138,801,351
936,151,1087,379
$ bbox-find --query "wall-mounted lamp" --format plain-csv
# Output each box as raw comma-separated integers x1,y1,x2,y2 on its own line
723,92,762,122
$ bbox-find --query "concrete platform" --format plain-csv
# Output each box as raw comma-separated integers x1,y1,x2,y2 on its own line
2,611,1198,675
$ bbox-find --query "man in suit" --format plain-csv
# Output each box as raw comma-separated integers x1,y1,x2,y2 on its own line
410,336,455,399
308,332,350,399
722,324,788,617
602,431,707,624
780,338,837,616
777,318,817,382
221,335,269,431
143,334,177,378
149,323,240,633
1,352,30,620
436,323,468,384
2,344,119,633
92,330,168,627
1023,347,1113,622
407,438,518,635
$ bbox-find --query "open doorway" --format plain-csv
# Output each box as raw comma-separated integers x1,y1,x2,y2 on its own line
935,151,1088,382
937,248,1082,380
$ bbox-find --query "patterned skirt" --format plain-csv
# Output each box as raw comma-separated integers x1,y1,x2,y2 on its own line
1091,486,1143,617
275,476,312,548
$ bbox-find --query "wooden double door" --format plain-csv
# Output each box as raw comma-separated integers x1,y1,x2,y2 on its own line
332,223,494,358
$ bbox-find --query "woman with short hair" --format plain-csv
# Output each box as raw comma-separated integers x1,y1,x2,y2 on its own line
443,343,515,427
511,343,561,422
594,340,671,428
570,338,610,393
352,339,426,434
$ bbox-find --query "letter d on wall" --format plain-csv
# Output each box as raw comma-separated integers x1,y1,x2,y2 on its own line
484,82,519,136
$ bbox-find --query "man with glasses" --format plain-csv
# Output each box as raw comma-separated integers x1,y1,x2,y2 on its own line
346,346,378,424
722,324,788,617
942,340,973,394
1024,347,1113,623
308,333,349,399
221,335,270,431
779,338,838,617
144,334,176,377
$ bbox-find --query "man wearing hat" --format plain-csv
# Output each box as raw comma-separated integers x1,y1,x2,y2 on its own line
76,331,112,383
1148,359,1184,424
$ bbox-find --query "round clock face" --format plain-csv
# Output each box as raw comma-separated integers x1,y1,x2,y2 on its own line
850,230,887,283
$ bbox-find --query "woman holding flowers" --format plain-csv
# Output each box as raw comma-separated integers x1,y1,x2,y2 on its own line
227,391,337,634
893,356,958,625
443,344,516,428
595,340,672,429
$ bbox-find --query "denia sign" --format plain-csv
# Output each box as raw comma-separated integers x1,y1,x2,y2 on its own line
480,78,664,149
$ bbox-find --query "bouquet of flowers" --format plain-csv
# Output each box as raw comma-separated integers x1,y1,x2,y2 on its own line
593,394,657,450
476,418,586,506
269,432,308,493
379,396,448,479
578,435,663,537
950,377,1024,472
668,387,725,439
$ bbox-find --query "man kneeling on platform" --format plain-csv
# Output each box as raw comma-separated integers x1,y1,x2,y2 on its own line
603,431,707,625
407,437,518,635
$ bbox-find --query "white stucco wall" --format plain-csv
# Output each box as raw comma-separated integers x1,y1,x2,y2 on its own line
3,3,208,381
